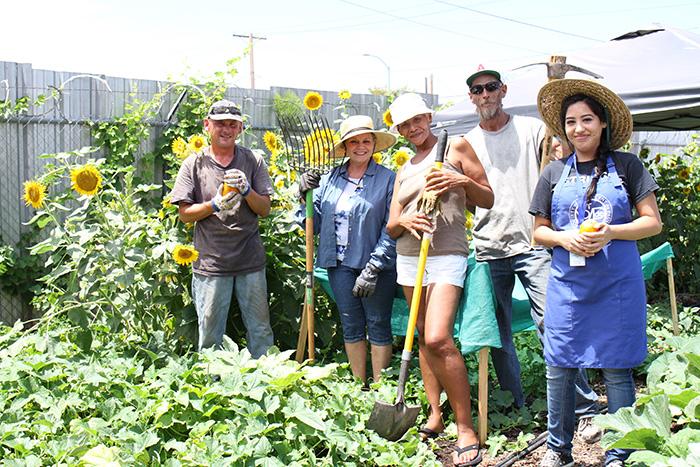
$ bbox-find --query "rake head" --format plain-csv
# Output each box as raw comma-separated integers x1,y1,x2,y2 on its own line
277,113,339,175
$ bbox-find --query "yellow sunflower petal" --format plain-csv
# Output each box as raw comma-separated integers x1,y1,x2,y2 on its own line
171,137,188,158
382,109,393,128
172,244,199,266
263,131,280,154
373,153,383,164
70,164,102,197
303,91,323,111
338,90,351,100
302,128,339,165
188,135,207,153
23,180,47,209
392,150,409,167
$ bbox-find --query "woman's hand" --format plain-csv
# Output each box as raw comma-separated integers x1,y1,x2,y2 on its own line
425,167,468,197
399,212,434,240
557,230,596,257
579,223,612,254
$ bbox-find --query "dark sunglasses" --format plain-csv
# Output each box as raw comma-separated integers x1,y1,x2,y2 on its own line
470,81,502,95
209,105,242,116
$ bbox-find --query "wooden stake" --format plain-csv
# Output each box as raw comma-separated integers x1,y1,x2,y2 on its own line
666,258,680,336
478,347,489,446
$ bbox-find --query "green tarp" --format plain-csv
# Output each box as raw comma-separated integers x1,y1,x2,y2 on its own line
314,242,675,356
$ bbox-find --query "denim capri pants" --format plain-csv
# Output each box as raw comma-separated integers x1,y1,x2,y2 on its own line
327,263,397,345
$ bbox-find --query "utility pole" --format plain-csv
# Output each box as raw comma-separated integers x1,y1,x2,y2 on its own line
232,33,267,90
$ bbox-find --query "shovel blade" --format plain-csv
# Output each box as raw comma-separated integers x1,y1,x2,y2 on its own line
367,399,420,441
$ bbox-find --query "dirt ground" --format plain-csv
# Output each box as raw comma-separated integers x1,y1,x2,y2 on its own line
431,377,645,467
433,431,605,467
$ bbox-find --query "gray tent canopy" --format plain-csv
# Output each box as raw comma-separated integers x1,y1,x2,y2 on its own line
433,27,700,136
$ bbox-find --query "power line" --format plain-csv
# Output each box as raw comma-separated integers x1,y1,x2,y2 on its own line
337,0,546,54
432,0,603,42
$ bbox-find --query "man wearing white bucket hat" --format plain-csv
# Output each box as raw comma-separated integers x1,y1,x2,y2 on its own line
297,115,398,384
386,93,493,466
463,67,602,442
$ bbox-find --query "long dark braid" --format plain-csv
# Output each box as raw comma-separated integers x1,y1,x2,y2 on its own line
560,94,612,210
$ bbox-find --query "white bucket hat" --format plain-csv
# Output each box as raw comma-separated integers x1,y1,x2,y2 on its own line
333,115,397,157
387,93,434,132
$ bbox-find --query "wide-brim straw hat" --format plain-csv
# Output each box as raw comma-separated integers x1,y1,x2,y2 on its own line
387,93,434,132
538,79,633,150
333,115,397,157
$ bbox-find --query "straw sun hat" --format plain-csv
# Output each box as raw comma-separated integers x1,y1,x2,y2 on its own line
333,115,396,157
537,79,633,150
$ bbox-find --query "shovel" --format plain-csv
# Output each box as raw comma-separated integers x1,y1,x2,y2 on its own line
367,129,449,441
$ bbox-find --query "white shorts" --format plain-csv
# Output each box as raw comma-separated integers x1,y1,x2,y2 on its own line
396,254,468,288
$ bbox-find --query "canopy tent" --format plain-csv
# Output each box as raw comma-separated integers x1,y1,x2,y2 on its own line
434,27,700,135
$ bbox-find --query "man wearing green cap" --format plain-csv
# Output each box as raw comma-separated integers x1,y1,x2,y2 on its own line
464,67,602,443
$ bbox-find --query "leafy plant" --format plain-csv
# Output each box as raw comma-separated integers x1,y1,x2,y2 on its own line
595,334,700,466
0,321,440,465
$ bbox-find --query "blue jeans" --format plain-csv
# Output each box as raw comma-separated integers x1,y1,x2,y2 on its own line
487,249,598,414
546,366,635,464
191,270,273,358
327,264,396,345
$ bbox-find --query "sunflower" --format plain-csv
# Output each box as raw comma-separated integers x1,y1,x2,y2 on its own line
392,150,410,167
303,91,323,111
654,153,662,164
274,179,285,190
161,197,174,209
70,164,102,196
188,135,207,153
373,153,383,164
263,131,280,154
23,180,47,209
338,90,351,100
696,183,700,193
683,187,691,196
303,128,339,165
382,109,393,128
171,137,188,158
679,168,691,180
172,244,199,266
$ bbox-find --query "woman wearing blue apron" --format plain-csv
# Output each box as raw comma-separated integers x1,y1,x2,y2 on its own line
529,79,662,467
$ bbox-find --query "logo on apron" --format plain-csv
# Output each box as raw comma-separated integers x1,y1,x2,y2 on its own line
567,193,613,226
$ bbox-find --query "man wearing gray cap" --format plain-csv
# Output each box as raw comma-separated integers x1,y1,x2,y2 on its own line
464,68,601,443
169,99,274,358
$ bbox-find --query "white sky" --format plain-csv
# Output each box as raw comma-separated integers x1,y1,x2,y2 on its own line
3,0,699,103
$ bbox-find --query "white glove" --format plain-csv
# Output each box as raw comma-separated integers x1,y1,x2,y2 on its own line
211,183,238,212
223,169,250,197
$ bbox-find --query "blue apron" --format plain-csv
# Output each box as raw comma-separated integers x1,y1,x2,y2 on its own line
544,154,647,368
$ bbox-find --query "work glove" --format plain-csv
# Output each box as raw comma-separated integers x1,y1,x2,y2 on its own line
298,171,321,201
211,183,239,212
352,263,381,298
223,169,250,197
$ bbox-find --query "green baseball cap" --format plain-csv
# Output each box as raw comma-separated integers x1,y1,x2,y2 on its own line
466,66,501,87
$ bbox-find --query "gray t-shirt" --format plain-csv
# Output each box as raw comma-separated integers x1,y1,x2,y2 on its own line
465,115,545,261
169,145,273,276
529,151,659,220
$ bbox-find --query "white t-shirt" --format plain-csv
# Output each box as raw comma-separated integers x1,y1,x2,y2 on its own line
334,177,363,261
465,115,545,261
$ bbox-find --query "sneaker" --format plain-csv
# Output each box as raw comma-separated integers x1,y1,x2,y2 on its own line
577,417,603,444
540,449,574,467
606,460,624,467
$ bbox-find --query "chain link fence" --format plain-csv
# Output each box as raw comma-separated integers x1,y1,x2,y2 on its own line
0,61,436,324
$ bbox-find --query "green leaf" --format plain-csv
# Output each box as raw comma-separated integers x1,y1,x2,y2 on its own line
608,427,663,451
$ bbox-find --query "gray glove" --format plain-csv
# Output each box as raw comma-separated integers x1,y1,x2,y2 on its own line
352,263,381,298
299,171,321,201
223,169,250,196
211,183,239,212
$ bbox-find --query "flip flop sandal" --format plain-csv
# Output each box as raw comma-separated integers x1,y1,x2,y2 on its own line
418,426,442,441
453,443,482,467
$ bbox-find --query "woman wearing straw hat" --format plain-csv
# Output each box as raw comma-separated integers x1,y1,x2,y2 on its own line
386,93,493,467
530,80,662,467
297,115,398,384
